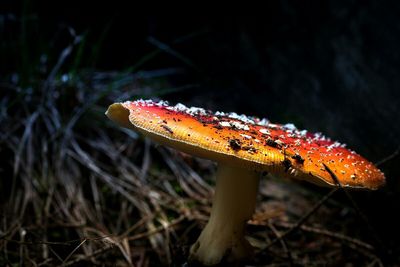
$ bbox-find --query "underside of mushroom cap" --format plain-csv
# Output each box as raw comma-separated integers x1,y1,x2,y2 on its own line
106,99,386,190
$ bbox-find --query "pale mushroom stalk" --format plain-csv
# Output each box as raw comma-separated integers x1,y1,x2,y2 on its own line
189,163,260,265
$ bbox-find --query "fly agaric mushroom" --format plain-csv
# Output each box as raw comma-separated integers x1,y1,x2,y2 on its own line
106,99,385,266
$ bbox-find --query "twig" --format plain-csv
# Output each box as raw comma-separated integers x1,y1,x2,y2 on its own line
264,187,338,250
0,222,21,241
323,164,385,251
375,145,400,167
139,138,151,181
2,238,72,246
120,212,157,238
37,258,53,266
147,36,199,71
61,238,87,266
127,216,184,241
2,234,112,246
268,222,293,266
62,245,115,267
274,221,374,251
44,27,82,90
344,242,384,267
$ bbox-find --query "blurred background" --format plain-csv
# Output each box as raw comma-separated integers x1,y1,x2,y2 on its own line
1,1,399,266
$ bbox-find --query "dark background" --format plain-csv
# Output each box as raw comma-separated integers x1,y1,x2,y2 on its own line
3,1,399,152
2,0,400,264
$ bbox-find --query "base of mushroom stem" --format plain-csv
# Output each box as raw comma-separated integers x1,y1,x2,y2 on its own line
188,163,260,266
189,222,254,265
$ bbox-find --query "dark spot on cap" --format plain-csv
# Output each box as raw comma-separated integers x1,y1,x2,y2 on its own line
282,158,292,172
266,138,281,149
161,125,174,134
292,154,305,164
242,146,257,154
229,139,241,151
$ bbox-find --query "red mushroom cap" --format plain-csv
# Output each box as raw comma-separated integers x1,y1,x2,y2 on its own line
106,99,386,189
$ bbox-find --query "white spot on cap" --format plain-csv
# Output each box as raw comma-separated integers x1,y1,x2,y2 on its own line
256,118,270,126
284,123,297,131
228,112,255,124
173,103,187,111
230,121,250,131
268,123,279,129
240,134,252,139
289,168,299,176
299,130,307,136
219,121,231,127
275,140,285,146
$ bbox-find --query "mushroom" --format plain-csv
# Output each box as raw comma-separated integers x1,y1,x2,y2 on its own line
106,99,386,266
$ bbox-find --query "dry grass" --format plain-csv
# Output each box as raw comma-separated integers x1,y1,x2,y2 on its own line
0,62,207,266
0,40,389,266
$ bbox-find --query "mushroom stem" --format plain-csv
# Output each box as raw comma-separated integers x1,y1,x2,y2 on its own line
189,163,260,266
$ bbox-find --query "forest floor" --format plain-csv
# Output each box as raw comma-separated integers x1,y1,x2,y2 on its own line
1,65,396,266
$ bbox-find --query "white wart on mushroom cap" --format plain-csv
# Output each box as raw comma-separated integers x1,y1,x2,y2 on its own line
106,99,386,189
